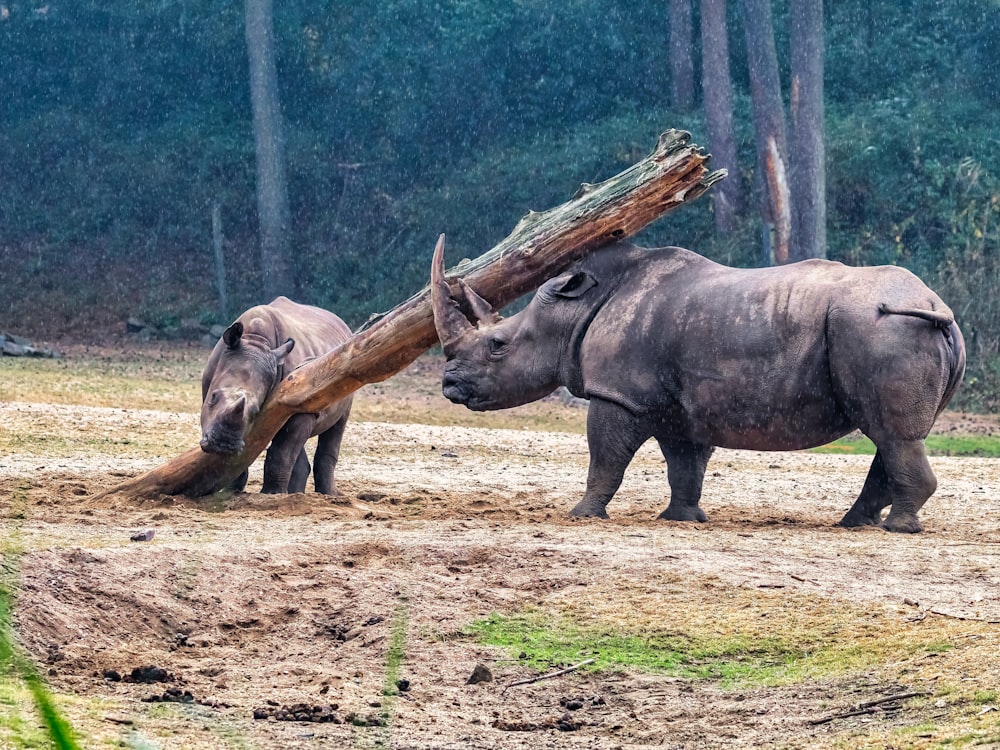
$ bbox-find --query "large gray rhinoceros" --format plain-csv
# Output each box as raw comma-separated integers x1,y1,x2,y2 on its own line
430,238,966,533
200,296,352,494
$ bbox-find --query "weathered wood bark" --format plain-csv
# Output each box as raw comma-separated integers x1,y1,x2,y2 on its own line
789,0,826,261
101,129,724,500
700,0,742,233
669,0,696,112
741,0,791,264
246,0,293,298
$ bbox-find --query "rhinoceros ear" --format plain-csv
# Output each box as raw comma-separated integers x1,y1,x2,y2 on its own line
272,338,295,362
546,271,597,300
223,321,244,348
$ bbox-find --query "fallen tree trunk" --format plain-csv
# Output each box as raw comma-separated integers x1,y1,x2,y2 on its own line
103,129,725,499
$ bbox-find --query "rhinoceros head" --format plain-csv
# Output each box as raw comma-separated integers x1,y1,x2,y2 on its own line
430,235,596,411
199,321,294,454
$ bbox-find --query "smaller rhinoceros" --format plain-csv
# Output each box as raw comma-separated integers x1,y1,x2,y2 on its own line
200,296,352,494
429,237,966,533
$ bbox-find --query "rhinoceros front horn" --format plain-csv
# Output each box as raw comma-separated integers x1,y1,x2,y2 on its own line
430,234,475,357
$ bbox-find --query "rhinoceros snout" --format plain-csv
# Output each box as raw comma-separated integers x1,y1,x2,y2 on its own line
200,432,245,455
441,372,472,406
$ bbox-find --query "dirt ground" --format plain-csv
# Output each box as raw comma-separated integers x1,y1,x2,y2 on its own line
2,351,1000,749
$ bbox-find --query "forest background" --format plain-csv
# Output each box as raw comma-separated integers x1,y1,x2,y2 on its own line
1,0,998,409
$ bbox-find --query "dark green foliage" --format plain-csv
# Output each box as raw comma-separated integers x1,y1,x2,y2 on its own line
2,0,999,405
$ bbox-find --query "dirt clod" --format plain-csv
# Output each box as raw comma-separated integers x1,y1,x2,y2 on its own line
254,703,342,723
124,665,174,684
142,687,193,703
467,663,494,684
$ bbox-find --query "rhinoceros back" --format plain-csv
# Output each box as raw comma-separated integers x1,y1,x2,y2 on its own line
265,296,352,367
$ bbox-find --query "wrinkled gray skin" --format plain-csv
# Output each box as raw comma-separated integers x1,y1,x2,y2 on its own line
200,296,352,494
431,239,966,533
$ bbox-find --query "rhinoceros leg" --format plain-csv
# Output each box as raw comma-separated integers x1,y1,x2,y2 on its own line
313,413,349,496
263,413,316,493
569,398,650,518
839,450,890,527
288,448,311,493
840,440,935,533
656,440,713,522
230,469,249,492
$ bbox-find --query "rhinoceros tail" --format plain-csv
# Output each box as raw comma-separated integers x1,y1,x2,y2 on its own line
878,302,954,330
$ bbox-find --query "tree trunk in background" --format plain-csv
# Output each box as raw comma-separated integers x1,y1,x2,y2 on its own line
669,0,696,112
97,131,725,500
700,0,742,233
789,0,826,261
246,0,293,299
741,0,791,264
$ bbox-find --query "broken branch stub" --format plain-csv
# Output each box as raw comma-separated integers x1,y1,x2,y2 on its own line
103,129,725,499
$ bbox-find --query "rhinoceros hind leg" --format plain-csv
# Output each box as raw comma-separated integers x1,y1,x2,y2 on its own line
656,440,713,522
570,398,649,519
841,442,933,533
839,450,890,527
314,411,350,496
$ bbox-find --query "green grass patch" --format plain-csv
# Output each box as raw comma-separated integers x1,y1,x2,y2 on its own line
809,434,1000,457
466,591,966,690
468,611,806,685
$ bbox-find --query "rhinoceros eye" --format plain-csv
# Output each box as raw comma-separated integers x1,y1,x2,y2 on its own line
487,336,508,357
208,392,219,407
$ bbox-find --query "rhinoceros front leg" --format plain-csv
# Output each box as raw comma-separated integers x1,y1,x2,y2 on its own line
569,398,649,519
313,413,350,496
230,469,249,492
287,448,311,494
840,441,935,533
656,439,714,522
262,413,316,494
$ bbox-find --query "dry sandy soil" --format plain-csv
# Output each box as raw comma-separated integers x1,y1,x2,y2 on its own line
2,351,1000,749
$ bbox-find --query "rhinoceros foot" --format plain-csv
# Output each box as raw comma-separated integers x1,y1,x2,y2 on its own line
568,500,610,519
657,505,708,523
880,511,923,534
837,509,880,528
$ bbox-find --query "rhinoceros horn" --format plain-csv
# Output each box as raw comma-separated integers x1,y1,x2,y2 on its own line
457,279,501,327
431,234,479,357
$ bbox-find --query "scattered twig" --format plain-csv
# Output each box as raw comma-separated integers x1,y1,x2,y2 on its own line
809,706,879,725
790,574,820,585
809,691,928,725
902,599,1000,624
857,691,927,709
503,659,595,691
927,609,1000,624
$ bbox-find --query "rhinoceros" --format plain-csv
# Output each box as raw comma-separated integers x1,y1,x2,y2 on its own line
200,296,352,494
430,238,965,533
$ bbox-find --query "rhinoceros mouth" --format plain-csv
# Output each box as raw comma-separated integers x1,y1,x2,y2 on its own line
443,384,495,411
199,432,246,455
442,372,479,408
